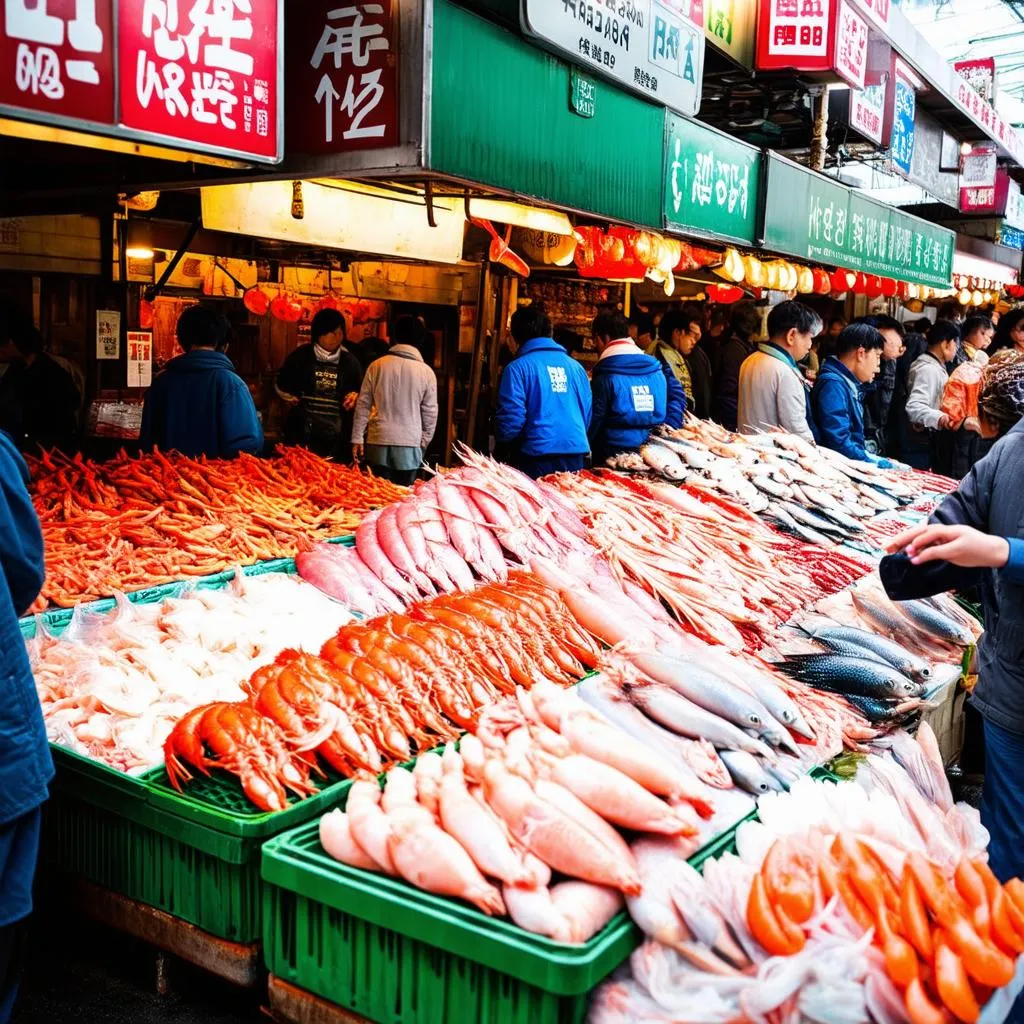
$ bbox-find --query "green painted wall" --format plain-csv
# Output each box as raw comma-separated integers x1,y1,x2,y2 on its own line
430,0,665,229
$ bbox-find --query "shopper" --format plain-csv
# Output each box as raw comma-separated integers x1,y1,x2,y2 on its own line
0,428,51,1024
712,303,760,431
647,309,698,409
737,300,820,443
628,310,656,350
880,354,1024,901
139,306,262,459
494,306,591,478
953,315,995,368
816,315,847,361
860,314,905,457
353,336,389,372
990,306,1024,357
276,309,363,461
351,316,438,486
0,309,80,454
904,319,960,473
811,322,899,467
589,310,683,463
683,313,714,421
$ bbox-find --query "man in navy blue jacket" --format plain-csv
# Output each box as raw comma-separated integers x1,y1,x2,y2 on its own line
494,306,592,478
589,310,685,464
811,322,899,468
0,428,52,1022
140,305,263,459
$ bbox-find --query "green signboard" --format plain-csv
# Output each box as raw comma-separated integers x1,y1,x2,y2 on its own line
664,113,762,245
570,69,596,120
762,153,955,289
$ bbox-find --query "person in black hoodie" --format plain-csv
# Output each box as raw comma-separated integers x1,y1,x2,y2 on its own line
140,305,262,459
0,309,80,454
713,303,760,430
276,309,363,461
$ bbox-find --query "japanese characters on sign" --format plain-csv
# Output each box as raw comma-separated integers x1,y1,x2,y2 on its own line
890,65,916,177
703,0,756,68
520,0,706,118
832,0,866,89
761,153,955,290
126,330,153,388
954,57,996,104
287,1,399,154
858,0,888,31
0,0,282,163
850,82,885,145
761,0,831,64
0,0,115,122
951,74,1024,169
959,149,1002,214
1005,179,1024,232
664,112,761,243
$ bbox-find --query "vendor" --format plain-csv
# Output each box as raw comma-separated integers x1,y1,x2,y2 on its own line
0,427,52,1022
881,353,1024,899
276,309,363,461
0,308,80,454
139,305,263,459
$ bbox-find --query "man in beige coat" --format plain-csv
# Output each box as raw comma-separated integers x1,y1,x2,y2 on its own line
737,301,821,444
351,316,438,484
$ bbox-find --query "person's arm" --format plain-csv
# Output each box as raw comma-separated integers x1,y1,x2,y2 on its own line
419,371,438,450
275,350,304,402
0,434,45,614
341,353,364,412
494,362,527,445
814,378,869,462
350,368,376,452
218,377,264,457
662,363,686,428
778,373,815,444
905,363,947,431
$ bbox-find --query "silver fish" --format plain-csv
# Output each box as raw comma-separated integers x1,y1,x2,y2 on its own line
778,500,851,537
640,444,688,481
895,599,975,647
719,750,774,795
809,624,933,684
768,502,834,546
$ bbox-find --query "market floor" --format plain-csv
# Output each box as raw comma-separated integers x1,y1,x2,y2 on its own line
12,903,263,1024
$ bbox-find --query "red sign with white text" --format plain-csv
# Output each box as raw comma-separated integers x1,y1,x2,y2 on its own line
287,1,399,154
0,0,281,163
833,0,867,89
758,0,832,71
0,0,115,122
119,0,280,160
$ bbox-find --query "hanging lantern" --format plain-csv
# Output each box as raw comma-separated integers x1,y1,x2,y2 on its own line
707,283,745,304
972,289,984,306
602,231,627,263
271,293,304,323
796,266,814,294
812,268,831,294
517,229,579,267
896,281,911,300
631,231,656,269
713,247,746,283
880,277,897,298
662,237,682,270
743,255,766,288
764,261,780,290
957,287,972,306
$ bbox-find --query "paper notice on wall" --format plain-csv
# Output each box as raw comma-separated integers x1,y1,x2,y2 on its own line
96,310,121,360
126,331,153,388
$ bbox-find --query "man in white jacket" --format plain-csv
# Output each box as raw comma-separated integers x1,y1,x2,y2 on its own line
905,319,960,473
738,300,821,443
351,316,438,484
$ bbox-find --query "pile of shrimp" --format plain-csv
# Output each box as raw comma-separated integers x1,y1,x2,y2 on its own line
29,571,349,773
590,724,1023,1024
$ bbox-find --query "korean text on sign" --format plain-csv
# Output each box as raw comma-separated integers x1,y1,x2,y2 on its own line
119,0,280,159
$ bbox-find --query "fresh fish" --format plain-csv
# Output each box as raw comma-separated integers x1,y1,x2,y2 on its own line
640,443,688,481
894,598,975,647
850,590,916,638
779,500,852,537
842,693,918,724
809,624,933,684
719,750,774,795
623,680,775,759
605,451,648,473
750,711,800,757
767,502,833,546
748,473,794,501
814,504,866,534
780,654,923,699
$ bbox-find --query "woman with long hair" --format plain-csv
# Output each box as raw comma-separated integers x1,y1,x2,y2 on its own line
989,306,1024,356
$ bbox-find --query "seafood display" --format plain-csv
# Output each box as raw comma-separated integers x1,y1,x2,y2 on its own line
29,446,406,607
30,571,348,773
162,573,609,809
590,726,1023,1023
547,470,871,649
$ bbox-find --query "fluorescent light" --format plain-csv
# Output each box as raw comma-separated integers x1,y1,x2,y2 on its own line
126,247,155,259
465,198,574,235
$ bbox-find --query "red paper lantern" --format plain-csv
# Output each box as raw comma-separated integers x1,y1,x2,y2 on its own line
830,269,855,293
864,275,884,297
812,268,831,295
139,298,155,329
315,293,340,313
270,293,303,322
707,284,745,304
879,277,897,298
896,281,911,300
243,287,271,316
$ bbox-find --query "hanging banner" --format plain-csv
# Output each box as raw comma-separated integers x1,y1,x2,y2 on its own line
889,59,917,177
954,57,996,104
286,0,400,154
1005,179,1024,232
96,309,120,360
664,112,761,244
520,0,706,117
850,81,886,145
959,144,999,213
704,0,756,68
833,0,868,89
761,153,955,289
126,330,153,388
757,0,832,71
0,0,283,164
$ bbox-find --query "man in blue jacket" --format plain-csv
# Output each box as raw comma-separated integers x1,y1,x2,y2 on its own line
811,322,899,468
589,310,685,464
494,306,592,478
140,305,263,459
0,428,52,1022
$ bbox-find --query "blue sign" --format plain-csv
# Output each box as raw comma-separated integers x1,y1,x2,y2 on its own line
891,78,916,177
999,224,1024,252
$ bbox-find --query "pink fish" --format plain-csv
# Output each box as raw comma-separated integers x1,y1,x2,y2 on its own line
375,503,436,596
319,809,379,872
356,509,418,602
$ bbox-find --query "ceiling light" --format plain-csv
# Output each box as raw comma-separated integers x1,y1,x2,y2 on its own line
960,140,973,155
